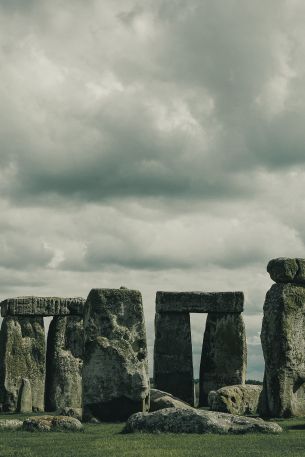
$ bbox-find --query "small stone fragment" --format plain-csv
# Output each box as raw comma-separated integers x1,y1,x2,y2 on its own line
57,407,82,421
123,408,282,434
209,384,262,415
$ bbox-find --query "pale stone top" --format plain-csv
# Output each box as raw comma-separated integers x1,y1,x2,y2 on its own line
156,291,244,313
1,296,85,317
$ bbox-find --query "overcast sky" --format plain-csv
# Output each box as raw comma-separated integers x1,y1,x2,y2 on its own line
1,0,305,380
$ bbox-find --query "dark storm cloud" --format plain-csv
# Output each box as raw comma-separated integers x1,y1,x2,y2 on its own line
1,0,305,207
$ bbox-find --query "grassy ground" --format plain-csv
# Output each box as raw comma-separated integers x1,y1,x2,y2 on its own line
0,414,304,457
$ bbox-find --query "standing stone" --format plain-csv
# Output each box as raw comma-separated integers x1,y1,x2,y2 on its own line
45,316,83,412
82,288,150,421
19,378,32,413
199,313,247,406
0,317,45,412
154,312,194,406
260,283,305,417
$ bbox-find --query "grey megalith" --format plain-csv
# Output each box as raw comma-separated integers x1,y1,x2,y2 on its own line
260,260,305,418
82,288,150,421
154,291,246,406
0,317,45,412
154,312,194,406
199,312,247,406
45,316,83,412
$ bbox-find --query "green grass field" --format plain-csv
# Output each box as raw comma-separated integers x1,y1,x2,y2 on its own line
0,414,305,457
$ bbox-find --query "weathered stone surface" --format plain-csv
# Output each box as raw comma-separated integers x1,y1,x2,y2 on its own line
260,283,305,417
123,408,282,434
83,288,150,421
150,389,193,412
1,296,85,317
22,416,83,432
0,419,23,430
0,317,45,412
57,407,82,421
19,378,32,413
154,312,194,406
267,258,305,285
199,313,247,406
45,316,83,412
156,291,244,314
209,384,262,415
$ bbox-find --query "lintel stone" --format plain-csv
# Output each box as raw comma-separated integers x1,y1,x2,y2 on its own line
1,296,85,317
156,291,244,314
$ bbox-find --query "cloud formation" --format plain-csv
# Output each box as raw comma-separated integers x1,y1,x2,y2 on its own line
1,0,305,379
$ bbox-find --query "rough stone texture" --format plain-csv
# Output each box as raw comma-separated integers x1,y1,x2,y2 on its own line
156,291,244,314
0,419,23,430
22,416,83,432
19,378,32,413
207,390,217,408
83,288,150,421
57,407,82,421
123,408,282,434
1,296,85,317
267,258,305,285
260,283,305,418
154,312,194,406
199,313,247,406
45,316,83,412
209,384,262,415
150,389,193,412
0,317,45,412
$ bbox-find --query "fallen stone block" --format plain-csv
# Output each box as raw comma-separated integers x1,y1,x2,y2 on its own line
22,416,83,432
150,389,193,412
208,384,262,415
0,419,23,430
123,408,282,434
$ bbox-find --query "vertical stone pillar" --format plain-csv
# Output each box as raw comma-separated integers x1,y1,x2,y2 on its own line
0,316,45,412
259,258,305,418
199,313,247,406
45,316,83,412
82,288,150,421
154,312,194,406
